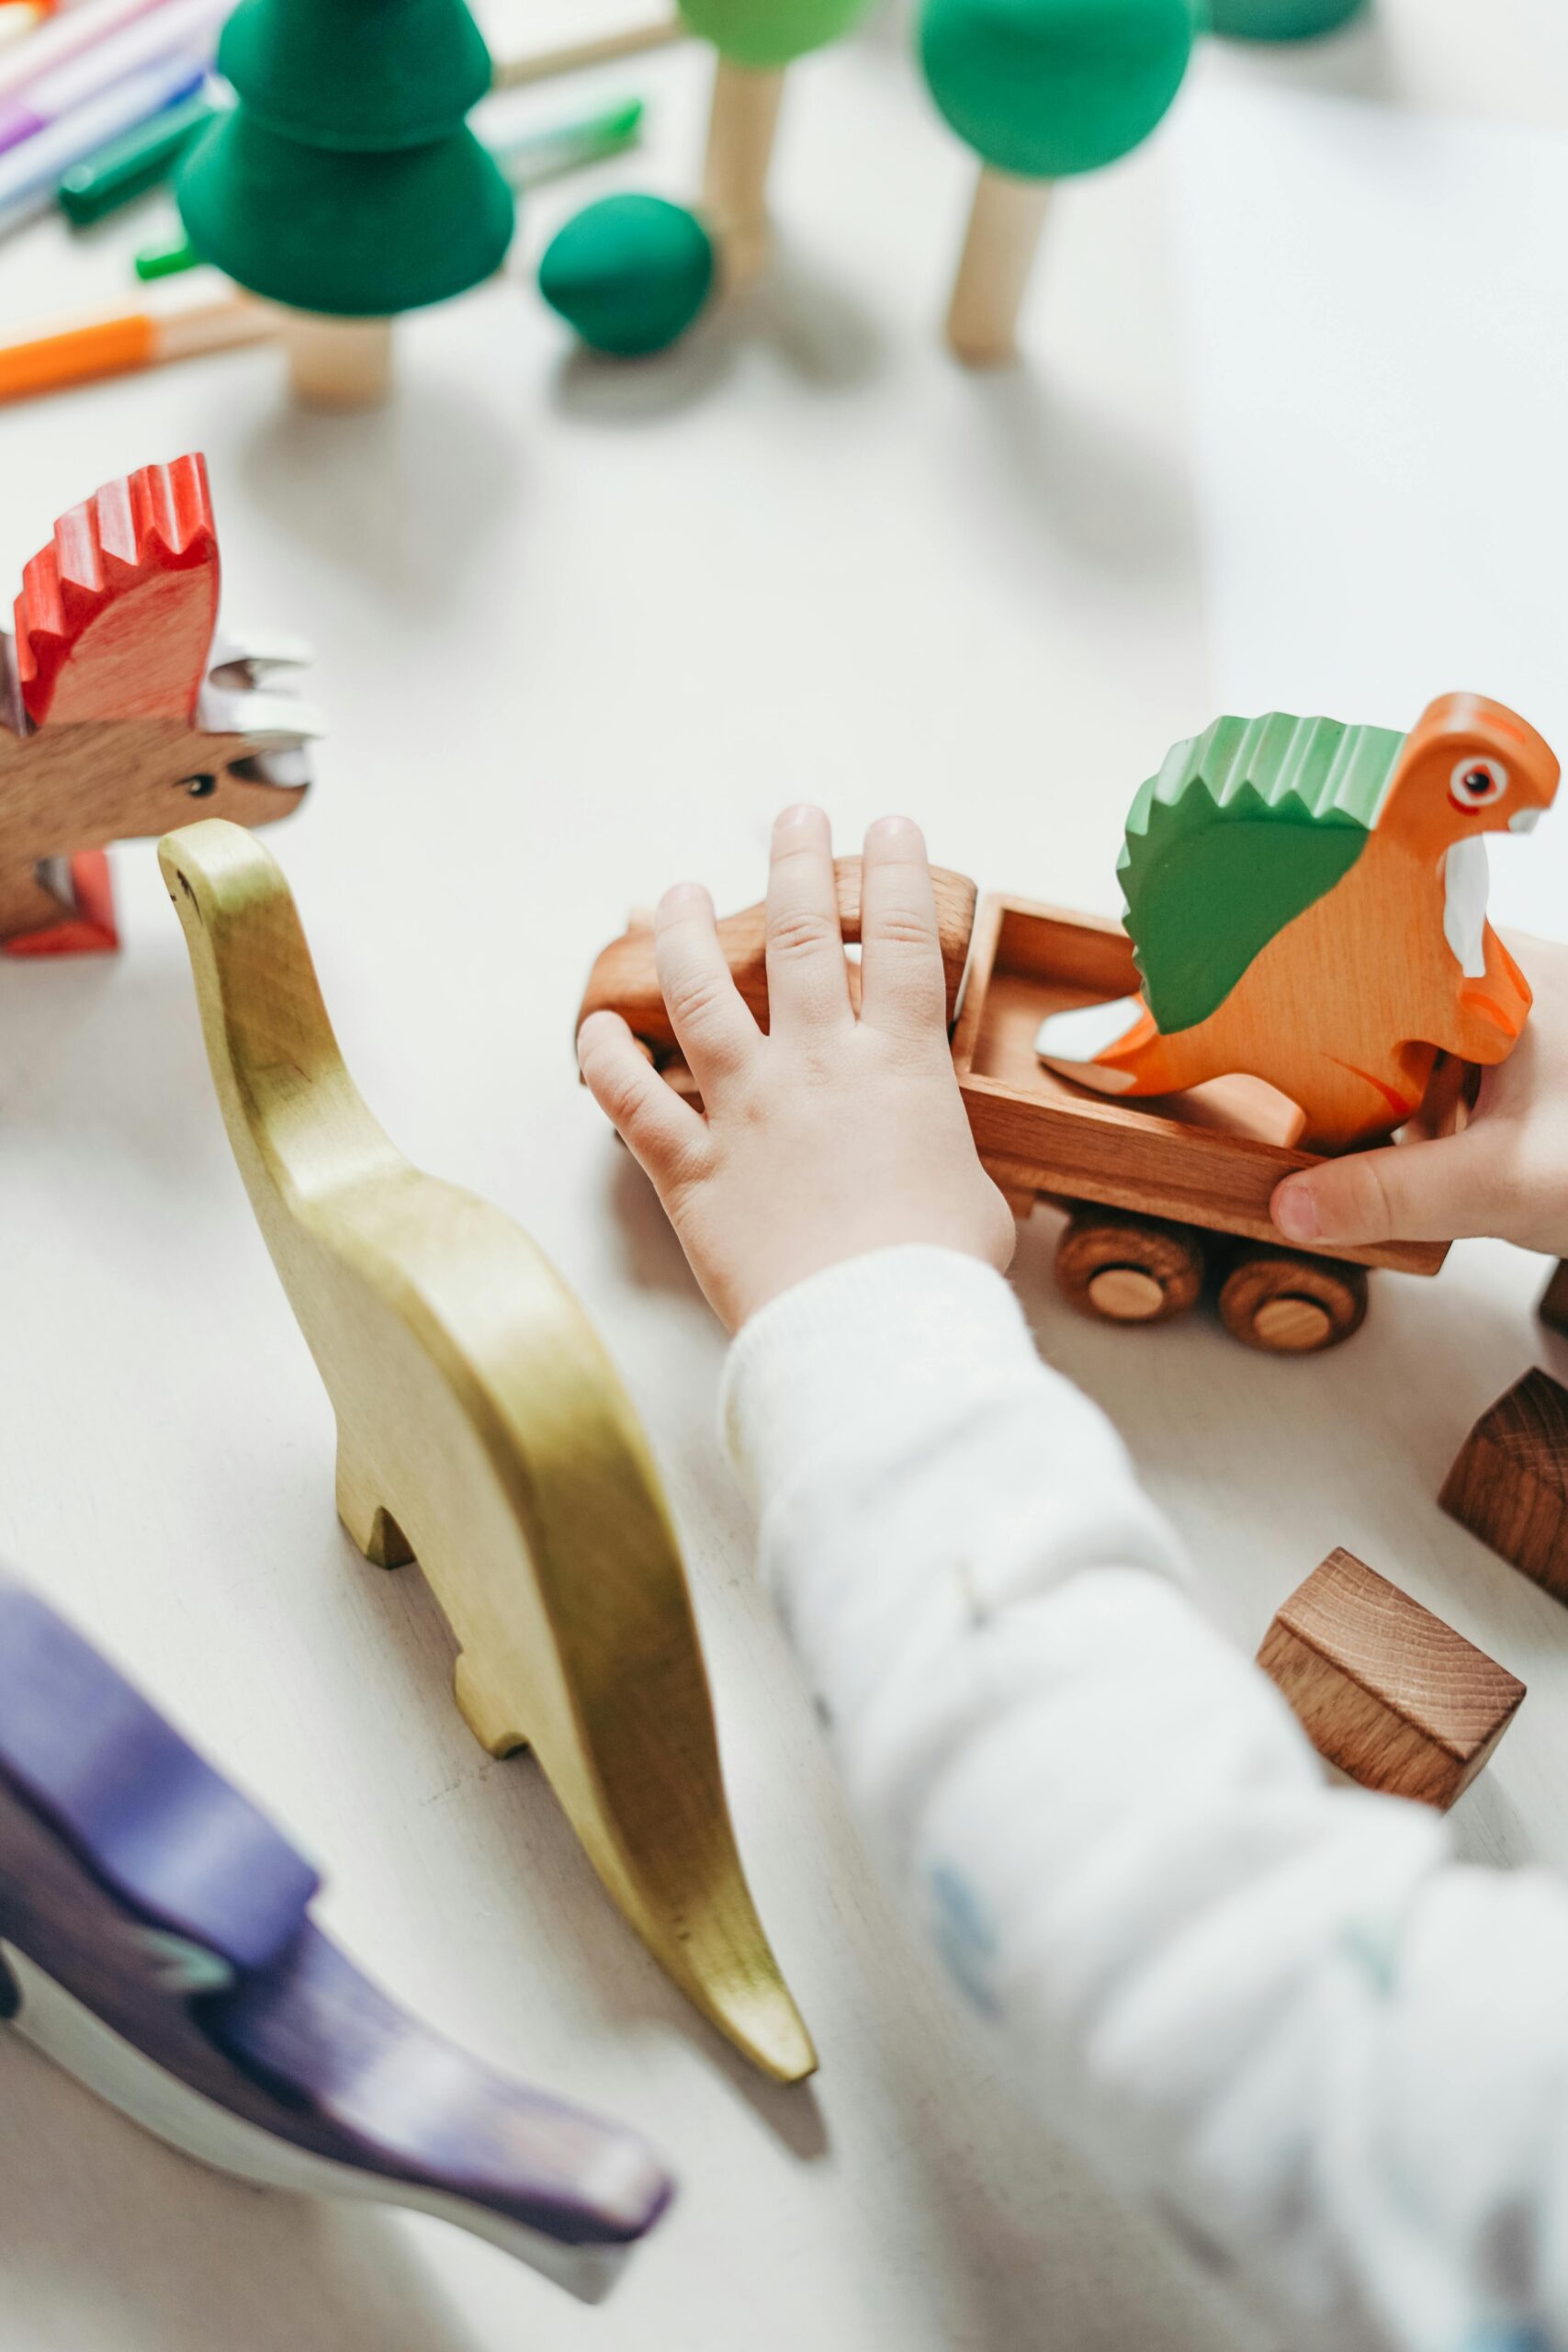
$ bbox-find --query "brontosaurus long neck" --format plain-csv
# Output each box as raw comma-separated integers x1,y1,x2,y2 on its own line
161,822,398,1238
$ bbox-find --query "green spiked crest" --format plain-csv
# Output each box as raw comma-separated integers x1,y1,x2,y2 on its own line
1121,713,1404,1035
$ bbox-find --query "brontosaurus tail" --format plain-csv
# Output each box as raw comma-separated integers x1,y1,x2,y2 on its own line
1035,993,1190,1097
14,454,219,725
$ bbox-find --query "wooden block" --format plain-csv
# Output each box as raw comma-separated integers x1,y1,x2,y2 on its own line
1539,1261,1568,1337
1258,1548,1524,1809
1035,698,1560,1153
0,1569,672,2299
163,819,816,2087
0,455,317,953
1440,1368,1568,1602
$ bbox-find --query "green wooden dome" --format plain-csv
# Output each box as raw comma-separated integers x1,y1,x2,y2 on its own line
919,0,1195,179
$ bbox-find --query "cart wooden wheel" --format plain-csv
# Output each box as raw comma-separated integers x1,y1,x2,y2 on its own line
1218,1244,1368,1354
1055,1207,1206,1327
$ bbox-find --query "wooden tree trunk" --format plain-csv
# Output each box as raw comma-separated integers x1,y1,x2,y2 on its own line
702,55,784,291
945,165,1051,367
283,311,394,409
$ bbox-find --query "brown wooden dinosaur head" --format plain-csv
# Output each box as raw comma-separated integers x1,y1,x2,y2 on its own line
1382,693,1561,860
0,455,318,952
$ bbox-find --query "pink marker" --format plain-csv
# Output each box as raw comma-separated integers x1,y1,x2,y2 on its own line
0,0,185,106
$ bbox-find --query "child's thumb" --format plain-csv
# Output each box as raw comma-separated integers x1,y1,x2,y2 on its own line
1271,1130,1500,1249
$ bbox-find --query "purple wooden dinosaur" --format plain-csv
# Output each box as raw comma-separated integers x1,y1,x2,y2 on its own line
0,1570,673,2299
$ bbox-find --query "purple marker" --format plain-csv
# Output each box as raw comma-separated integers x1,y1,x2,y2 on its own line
0,0,224,157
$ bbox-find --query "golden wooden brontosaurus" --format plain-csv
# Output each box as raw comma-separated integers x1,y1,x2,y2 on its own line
161,819,815,2085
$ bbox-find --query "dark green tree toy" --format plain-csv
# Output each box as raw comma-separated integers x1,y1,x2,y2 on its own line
176,0,514,404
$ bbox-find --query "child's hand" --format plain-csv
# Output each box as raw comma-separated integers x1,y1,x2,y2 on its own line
1271,932,1568,1257
578,807,1016,1331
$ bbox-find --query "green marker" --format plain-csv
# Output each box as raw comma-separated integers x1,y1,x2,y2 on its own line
134,96,644,282
58,92,217,228
493,95,643,188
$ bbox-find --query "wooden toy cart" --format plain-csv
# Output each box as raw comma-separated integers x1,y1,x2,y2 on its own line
580,868,1453,1356
951,892,1449,1352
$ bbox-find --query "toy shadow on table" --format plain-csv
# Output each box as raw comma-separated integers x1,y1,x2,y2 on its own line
326,1528,828,2156
160,817,816,2091
232,368,521,616
1218,5,1399,107
0,1569,673,2302
0,2042,491,2352
549,231,886,426
953,366,1197,580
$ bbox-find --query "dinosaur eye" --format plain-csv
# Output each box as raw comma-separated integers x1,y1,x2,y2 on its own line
181,774,219,799
1450,756,1508,811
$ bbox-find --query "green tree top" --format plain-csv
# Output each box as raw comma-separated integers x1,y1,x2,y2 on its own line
177,0,513,318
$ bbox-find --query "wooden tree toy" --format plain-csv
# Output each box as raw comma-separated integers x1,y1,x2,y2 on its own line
0,1569,671,2298
1037,696,1561,1153
0,453,315,956
579,860,1461,1356
1257,1549,1524,1811
1441,1369,1568,1605
162,820,816,2086
919,0,1195,366
175,0,514,409
1210,0,1366,36
680,0,871,288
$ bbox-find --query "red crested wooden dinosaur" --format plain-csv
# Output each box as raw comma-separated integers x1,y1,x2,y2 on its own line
0,453,317,956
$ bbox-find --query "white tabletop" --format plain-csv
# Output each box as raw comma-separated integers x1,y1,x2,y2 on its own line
1,7,1565,2348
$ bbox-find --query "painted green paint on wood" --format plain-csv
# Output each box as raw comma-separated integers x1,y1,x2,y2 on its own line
176,0,513,317
679,0,872,69
1120,713,1404,1035
919,0,1196,179
539,194,715,356
1209,0,1366,40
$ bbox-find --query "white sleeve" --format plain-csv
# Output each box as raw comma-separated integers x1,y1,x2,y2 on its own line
720,1244,1568,2352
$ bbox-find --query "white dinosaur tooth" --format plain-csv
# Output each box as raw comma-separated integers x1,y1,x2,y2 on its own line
1035,994,1145,1088
234,749,313,790
1509,806,1542,832
197,684,328,743
208,627,315,680
1443,836,1490,978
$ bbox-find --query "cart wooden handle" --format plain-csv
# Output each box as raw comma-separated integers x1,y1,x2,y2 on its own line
578,856,978,1054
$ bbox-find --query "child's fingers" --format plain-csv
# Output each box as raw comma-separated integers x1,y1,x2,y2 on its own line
858,814,947,1041
765,804,852,1035
578,1010,708,1188
655,881,760,1092
1271,1125,1508,1248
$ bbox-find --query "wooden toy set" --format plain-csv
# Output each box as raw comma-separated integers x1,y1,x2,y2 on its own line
0,0,1558,2292
578,691,1568,1827
581,691,1561,1356
0,0,1375,401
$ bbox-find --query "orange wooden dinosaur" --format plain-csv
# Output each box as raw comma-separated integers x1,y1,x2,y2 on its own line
1037,695,1561,1151
0,454,317,956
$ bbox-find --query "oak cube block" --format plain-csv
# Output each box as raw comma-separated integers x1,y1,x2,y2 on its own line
1440,1367,1568,1601
1258,1548,1524,1811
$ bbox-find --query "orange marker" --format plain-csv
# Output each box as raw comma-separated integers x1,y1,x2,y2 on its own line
0,279,274,401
